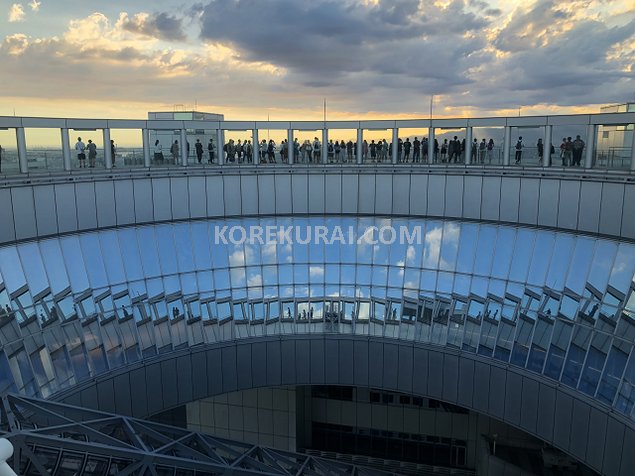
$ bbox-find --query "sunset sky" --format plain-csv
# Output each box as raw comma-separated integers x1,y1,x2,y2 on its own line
1,0,634,121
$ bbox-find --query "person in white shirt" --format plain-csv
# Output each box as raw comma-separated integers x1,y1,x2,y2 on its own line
154,140,163,164
75,137,86,168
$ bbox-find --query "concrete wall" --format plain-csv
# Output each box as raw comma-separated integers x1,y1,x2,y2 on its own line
1,168,634,246
187,387,297,451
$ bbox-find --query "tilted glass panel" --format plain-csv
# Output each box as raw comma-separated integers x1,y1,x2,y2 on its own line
545,234,575,291
509,230,536,283
438,222,460,272
137,227,161,277
422,221,443,269
173,223,195,273
17,244,49,301
491,227,516,280
565,237,595,295
39,239,70,295
527,232,555,288
117,228,144,282
455,223,477,274
473,225,497,278
99,230,126,284
608,243,635,295
0,246,27,295
588,241,618,295
59,236,89,293
191,222,212,270
80,234,109,290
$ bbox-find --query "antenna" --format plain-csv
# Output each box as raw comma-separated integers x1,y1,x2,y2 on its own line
324,98,327,122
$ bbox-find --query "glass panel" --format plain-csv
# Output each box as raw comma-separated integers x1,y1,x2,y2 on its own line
18,243,49,297
509,230,536,283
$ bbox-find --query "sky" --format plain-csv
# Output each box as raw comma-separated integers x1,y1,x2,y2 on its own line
1,0,634,122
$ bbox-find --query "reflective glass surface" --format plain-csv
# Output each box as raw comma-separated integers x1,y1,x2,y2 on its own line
0,216,634,421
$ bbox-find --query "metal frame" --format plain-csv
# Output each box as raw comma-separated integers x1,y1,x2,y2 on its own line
0,394,398,476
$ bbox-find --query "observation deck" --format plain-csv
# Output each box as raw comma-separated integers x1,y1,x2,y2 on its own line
1,112,635,475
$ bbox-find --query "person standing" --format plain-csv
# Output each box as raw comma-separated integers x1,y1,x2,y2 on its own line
487,139,494,163
403,138,411,162
154,140,164,164
514,136,523,164
313,137,321,163
560,138,567,166
572,135,585,166
479,138,487,163
564,137,573,166
412,137,421,162
207,139,215,163
75,137,86,168
537,138,544,165
110,139,116,167
195,139,204,164
87,139,97,168
170,140,179,164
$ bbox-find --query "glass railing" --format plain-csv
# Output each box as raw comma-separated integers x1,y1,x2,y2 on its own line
1,144,632,176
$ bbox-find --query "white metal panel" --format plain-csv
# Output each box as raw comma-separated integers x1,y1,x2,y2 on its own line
432,118,468,129
547,115,591,126
54,184,78,233
223,175,242,216
22,118,65,128
308,174,325,214
170,177,189,220
33,185,58,236
499,177,520,222
183,120,220,130
462,175,482,220
426,175,445,217
374,175,393,215
187,177,207,219
391,175,410,215
359,120,394,129
0,117,22,127
481,176,502,221
223,121,257,130
341,174,359,214
557,180,580,230
240,175,259,215
290,121,324,130
327,121,360,128
74,182,98,231
147,120,182,130
107,119,146,129
395,120,429,128
590,112,635,125
577,181,602,234
0,189,15,243
11,187,37,240
358,175,376,215
518,178,540,225
444,175,463,218
257,175,276,215
507,116,547,127
254,121,290,129
132,179,154,223
468,117,506,127
325,174,342,214
409,174,428,216
94,181,117,228
291,174,309,214
274,174,292,214
537,179,560,227
599,183,624,236
206,176,224,217
151,178,172,222
66,119,108,129
621,185,635,240
114,180,135,226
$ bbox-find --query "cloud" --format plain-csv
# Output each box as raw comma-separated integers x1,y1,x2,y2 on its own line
117,12,186,41
28,0,40,12
8,3,25,22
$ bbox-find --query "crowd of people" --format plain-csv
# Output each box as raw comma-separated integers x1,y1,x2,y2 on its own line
68,133,587,169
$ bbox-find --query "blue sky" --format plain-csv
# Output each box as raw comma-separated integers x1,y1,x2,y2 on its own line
1,0,634,120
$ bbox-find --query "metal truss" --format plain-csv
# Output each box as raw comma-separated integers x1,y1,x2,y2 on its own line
0,394,400,476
